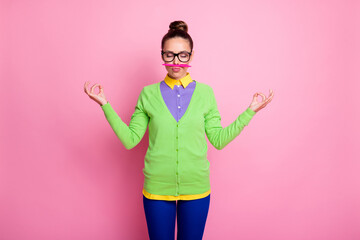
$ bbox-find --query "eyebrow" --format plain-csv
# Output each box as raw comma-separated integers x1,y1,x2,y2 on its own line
163,50,190,53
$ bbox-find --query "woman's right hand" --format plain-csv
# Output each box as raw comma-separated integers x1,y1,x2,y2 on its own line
84,81,108,106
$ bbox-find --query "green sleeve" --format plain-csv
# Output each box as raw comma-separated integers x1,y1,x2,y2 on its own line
204,87,256,150
100,88,149,150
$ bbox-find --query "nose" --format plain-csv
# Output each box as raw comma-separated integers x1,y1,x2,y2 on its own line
173,56,180,65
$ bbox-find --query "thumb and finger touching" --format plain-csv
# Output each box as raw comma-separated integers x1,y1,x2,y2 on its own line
251,89,274,112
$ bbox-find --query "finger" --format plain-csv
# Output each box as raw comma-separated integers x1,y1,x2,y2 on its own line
263,98,271,106
268,90,274,100
90,83,100,95
269,93,274,101
269,89,274,98
263,95,274,106
84,81,90,94
266,91,274,101
252,93,258,102
264,93,274,104
99,85,104,94
258,93,266,102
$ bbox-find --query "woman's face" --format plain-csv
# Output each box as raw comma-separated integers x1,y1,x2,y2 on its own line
162,37,194,80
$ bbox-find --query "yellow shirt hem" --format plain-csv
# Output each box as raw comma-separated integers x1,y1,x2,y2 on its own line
143,188,211,201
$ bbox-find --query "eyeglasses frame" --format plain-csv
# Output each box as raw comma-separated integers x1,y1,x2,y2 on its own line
161,50,193,63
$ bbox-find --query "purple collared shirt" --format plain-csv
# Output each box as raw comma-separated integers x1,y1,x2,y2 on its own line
160,80,196,122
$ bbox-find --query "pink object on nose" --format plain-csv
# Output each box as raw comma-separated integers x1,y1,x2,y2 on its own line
162,63,191,67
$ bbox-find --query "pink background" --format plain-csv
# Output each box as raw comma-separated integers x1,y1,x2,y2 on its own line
1,0,359,239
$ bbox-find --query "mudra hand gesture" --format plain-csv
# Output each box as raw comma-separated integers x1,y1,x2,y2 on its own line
84,81,108,106
249,89,274,113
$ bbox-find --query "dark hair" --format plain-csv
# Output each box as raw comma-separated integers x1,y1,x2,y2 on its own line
161,20,193,52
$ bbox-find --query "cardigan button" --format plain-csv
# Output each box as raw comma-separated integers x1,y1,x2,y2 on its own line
176,136,178,139
176,149,178,151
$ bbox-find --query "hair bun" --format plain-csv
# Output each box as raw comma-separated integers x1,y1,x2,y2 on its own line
169,20,188,33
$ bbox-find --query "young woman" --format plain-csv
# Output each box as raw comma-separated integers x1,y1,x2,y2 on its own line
84,20,274,240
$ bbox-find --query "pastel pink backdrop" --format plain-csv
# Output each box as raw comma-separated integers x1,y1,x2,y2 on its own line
1,0,359,239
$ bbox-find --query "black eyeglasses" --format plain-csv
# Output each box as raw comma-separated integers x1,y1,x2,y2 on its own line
161,50,192,63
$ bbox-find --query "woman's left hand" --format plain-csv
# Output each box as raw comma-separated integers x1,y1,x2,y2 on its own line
249,89,274,113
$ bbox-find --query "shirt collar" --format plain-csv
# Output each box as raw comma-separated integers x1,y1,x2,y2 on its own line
164,72,193,90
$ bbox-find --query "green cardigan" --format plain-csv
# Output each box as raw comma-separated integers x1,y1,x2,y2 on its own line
101,80,256,196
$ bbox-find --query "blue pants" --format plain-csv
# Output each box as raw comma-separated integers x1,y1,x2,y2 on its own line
143,194,210,240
